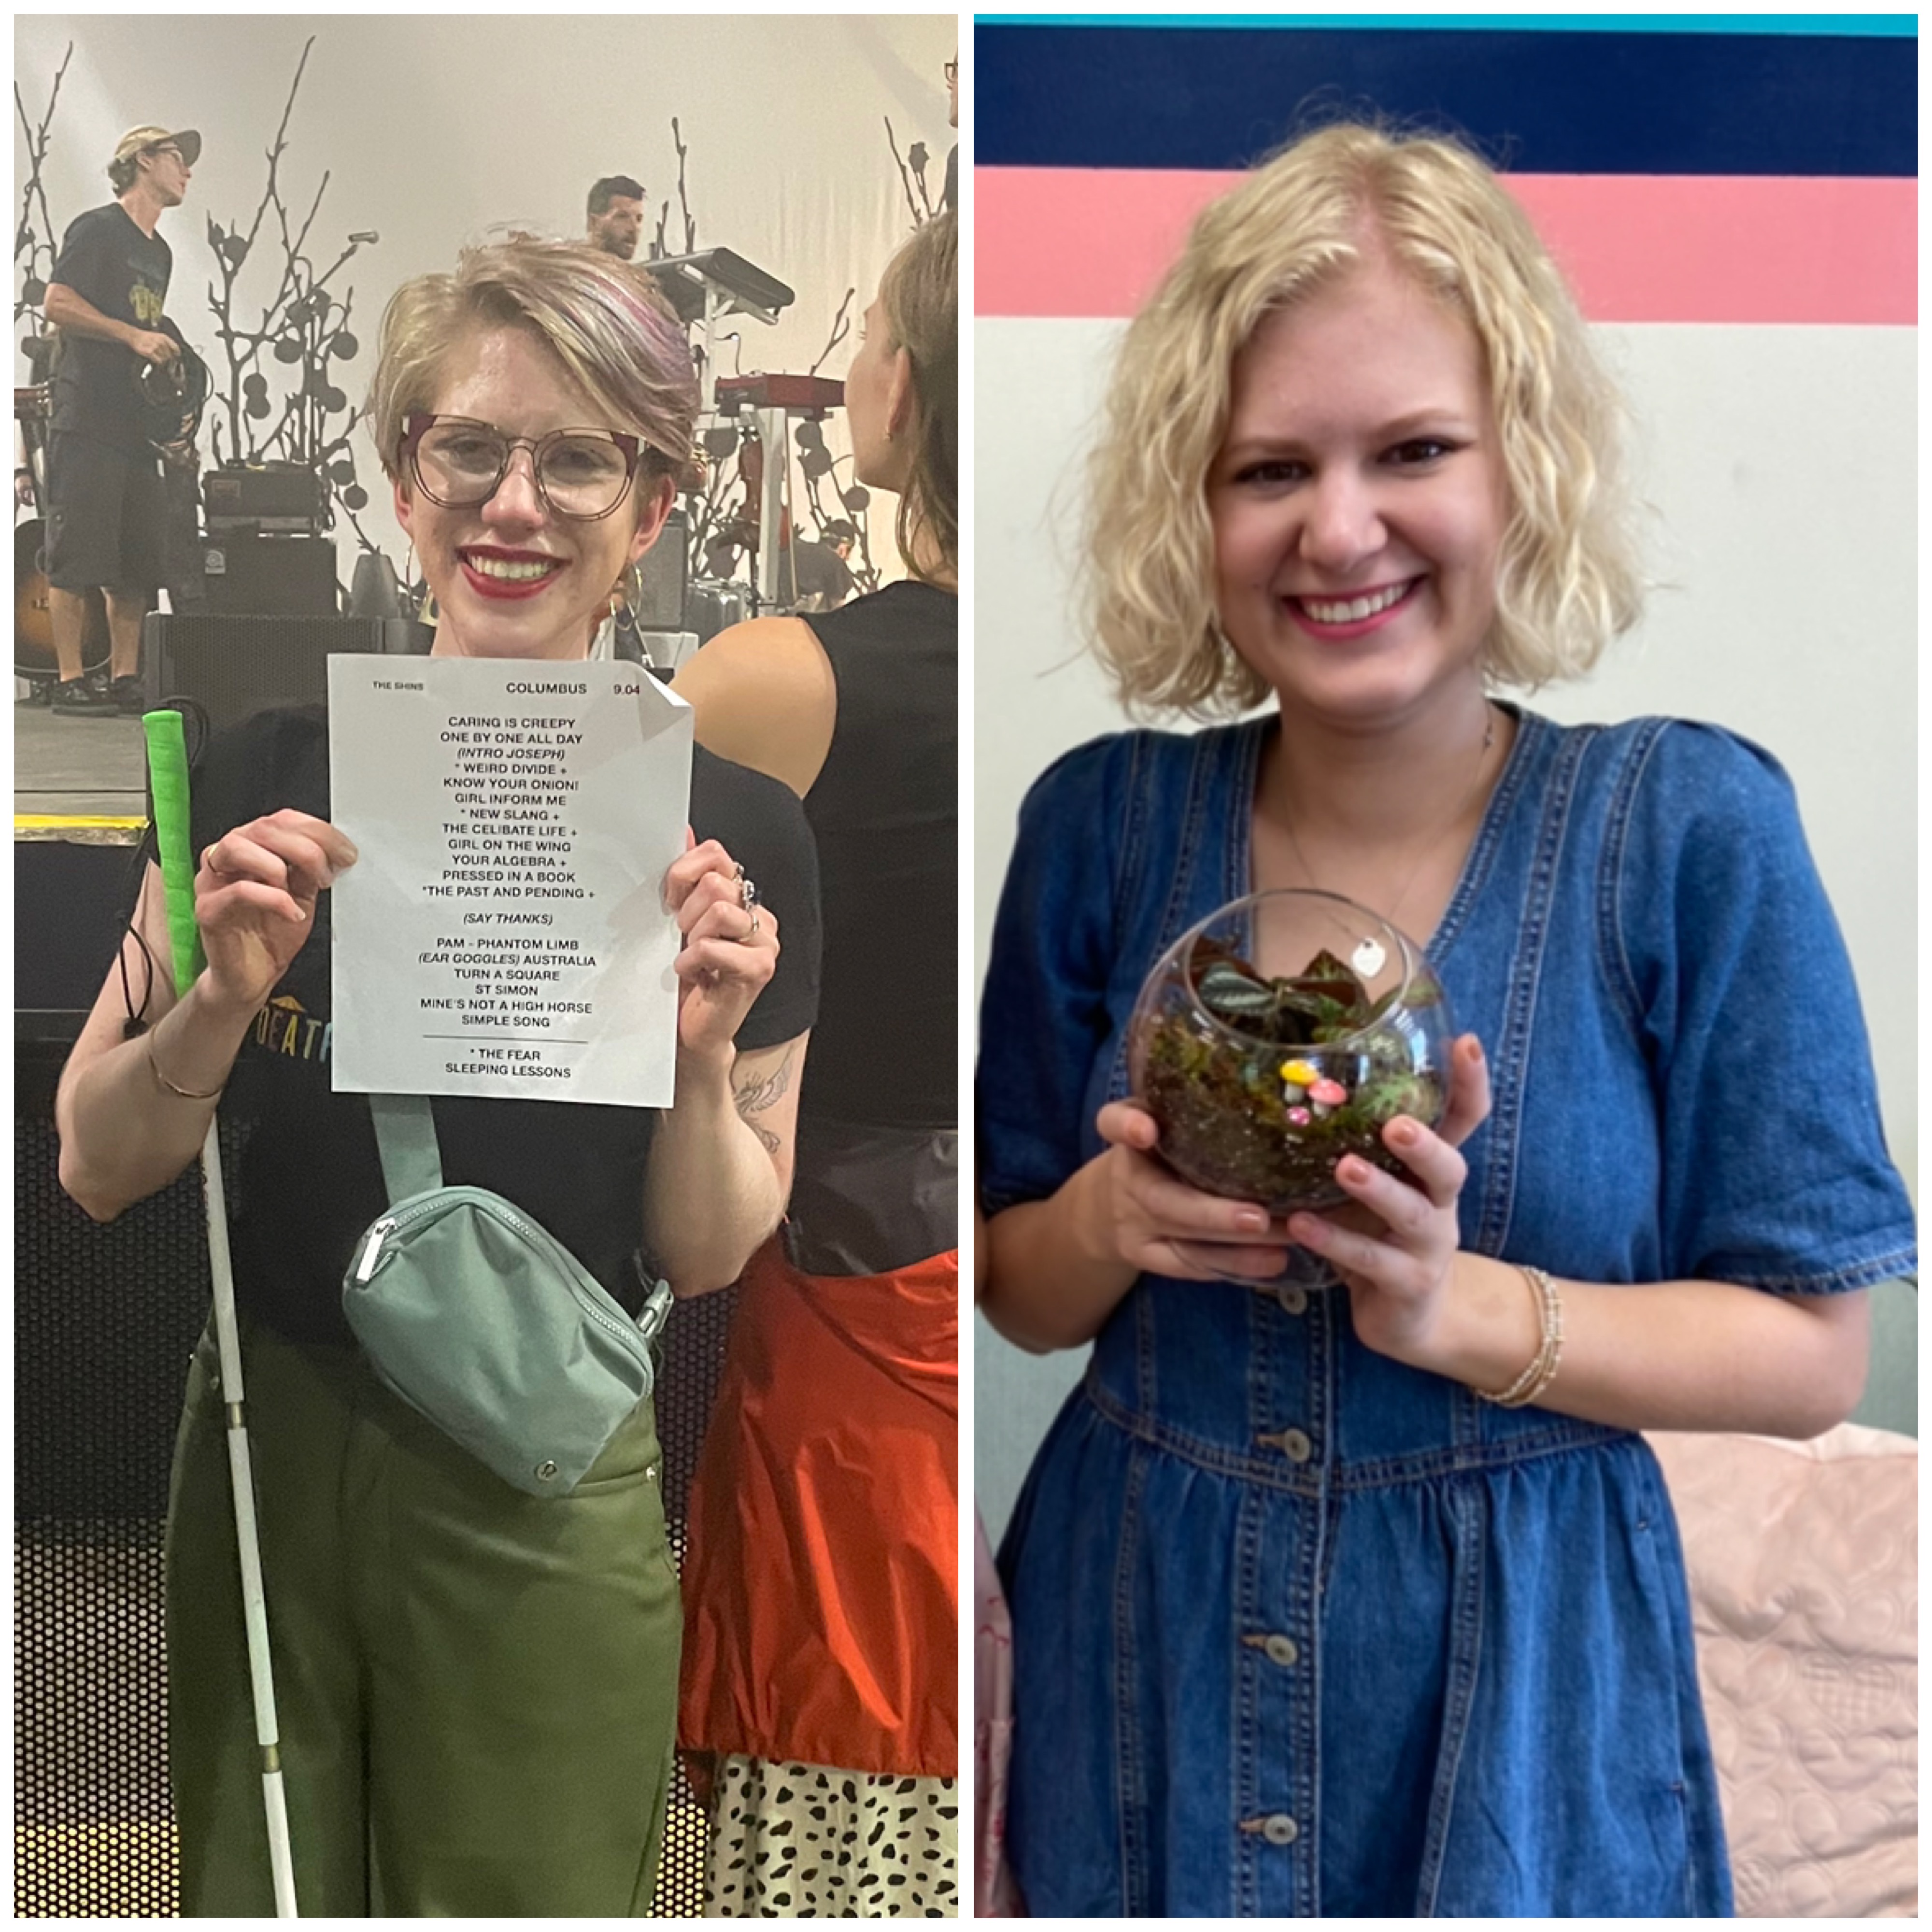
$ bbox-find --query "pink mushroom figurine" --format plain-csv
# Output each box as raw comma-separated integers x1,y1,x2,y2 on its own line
1308,1077,1349,1119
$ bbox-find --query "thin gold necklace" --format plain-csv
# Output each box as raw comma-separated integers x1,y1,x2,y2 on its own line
1280,702,1498,966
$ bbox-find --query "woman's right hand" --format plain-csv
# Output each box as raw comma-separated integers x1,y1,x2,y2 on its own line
1090,1100,1292,1281
194,810,357,1015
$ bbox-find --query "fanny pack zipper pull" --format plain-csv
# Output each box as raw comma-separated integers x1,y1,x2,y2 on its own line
355,1216,398,1283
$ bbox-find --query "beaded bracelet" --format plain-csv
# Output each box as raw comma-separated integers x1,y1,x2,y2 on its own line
1474,1265,1563,1408
146,1030,226,1103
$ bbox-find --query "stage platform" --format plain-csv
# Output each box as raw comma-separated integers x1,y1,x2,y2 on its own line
14,698,150,836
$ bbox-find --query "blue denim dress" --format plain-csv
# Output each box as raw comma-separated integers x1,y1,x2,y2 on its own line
977,709,1916,1918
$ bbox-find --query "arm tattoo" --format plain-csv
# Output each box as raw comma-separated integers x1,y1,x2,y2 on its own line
732,1043,795,1156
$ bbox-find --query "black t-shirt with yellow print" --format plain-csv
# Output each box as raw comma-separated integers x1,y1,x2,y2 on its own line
50,202,173,454
183,706,820,1348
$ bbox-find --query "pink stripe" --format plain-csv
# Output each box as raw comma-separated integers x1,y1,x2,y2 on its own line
976,168,1916,325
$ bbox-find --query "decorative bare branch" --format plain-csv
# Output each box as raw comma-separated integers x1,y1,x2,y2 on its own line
672,116,697,255
335,490,401,576
201,35,381,564
685,426,748,583
883,116,934,227
808,287,855,378
14,42,73,333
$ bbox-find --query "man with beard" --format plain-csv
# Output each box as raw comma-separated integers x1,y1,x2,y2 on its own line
586,175,647,260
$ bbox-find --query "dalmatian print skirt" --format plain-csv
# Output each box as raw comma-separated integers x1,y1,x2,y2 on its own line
704,1754,960,1917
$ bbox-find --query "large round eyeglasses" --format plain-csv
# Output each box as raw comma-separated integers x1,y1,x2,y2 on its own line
401,412,642,521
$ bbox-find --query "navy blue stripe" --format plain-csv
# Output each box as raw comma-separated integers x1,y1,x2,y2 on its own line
977,15,1920,36
975,24,1918,176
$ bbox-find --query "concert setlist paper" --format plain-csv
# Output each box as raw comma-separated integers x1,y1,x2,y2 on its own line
327,655,694,1106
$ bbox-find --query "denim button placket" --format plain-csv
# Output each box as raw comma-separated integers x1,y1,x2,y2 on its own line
1241,1812,1300,1847
1241,1629,1303,1667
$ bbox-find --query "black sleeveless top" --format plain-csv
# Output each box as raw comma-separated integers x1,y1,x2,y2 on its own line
798,580,956,1130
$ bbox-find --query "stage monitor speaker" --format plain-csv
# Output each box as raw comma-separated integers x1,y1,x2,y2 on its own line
15,838,144,1026
201,532,338,615
636,507,689,629
140,612,427,733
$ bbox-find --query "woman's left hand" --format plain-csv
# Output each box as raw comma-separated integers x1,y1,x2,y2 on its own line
664,832,778,1069
1287,1034,1491,1365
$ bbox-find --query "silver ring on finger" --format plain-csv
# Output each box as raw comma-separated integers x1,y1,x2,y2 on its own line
739,874,760,939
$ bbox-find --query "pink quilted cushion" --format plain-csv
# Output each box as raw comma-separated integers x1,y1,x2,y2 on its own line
1648,1424,1918,1918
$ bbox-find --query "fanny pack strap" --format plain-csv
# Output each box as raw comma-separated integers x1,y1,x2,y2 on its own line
368,1092,444,1205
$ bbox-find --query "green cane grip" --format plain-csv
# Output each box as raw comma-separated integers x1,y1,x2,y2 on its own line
142,710,205,998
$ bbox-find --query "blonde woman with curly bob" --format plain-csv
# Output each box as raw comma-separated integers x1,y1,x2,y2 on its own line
56,237,820,1915
977,124,1912,1917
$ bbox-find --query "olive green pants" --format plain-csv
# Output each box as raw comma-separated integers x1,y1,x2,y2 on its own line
164,1317,681,1916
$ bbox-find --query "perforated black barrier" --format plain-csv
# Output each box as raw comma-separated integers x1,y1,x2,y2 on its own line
14,1066,737,1918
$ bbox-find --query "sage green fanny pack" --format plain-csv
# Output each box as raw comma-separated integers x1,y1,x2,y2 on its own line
341,1093,673,1498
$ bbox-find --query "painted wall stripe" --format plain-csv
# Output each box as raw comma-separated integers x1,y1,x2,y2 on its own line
974,168,1918,325
975,23,1918,176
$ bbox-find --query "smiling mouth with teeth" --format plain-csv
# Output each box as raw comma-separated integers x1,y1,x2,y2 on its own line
1293,581,1416,625
464,553,562,582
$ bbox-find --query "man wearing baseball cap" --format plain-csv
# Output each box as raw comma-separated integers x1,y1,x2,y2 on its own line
41,125,199,715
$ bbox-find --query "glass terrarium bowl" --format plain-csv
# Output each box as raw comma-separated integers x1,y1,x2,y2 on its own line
1127,889,1454,1228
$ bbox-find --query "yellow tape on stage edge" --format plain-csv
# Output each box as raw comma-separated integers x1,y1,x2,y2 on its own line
14,814,150,830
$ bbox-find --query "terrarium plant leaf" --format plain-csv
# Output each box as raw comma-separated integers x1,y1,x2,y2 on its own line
1197,960,1279,1018
1268,981,1337,1022
1293,950,1370,1012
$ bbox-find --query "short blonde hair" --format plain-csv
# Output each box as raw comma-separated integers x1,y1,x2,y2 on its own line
368,236,700,499
878,211,959,582
1085,122,1644,716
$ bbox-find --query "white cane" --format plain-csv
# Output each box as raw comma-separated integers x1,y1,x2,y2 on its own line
145,710,298,1916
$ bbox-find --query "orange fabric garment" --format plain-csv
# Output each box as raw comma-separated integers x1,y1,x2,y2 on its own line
678,1239,959,1778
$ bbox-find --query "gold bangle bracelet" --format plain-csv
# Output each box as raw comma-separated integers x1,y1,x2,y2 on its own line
145,1030,226,1103
1474,1265,1563,1408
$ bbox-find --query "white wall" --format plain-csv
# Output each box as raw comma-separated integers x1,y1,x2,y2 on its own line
14,13,958,577
974,313,1919,1539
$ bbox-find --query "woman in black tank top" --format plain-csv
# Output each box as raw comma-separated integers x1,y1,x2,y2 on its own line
672,213,959,1917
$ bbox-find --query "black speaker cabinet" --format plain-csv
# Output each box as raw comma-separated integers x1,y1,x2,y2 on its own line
201,532,339,615
16,839,144,1028
637,508,689,629
139,612,426,733
203,461,329,532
